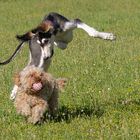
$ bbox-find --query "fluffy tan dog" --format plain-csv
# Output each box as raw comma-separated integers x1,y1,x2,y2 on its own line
13,66,66,124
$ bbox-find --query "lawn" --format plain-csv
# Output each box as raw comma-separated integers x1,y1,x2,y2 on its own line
0,0,140,139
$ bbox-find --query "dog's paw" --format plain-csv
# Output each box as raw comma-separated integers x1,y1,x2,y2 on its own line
10,93,16,101
10,85,18,101
88,29,116,40
27,117,43,125
101,32,116,40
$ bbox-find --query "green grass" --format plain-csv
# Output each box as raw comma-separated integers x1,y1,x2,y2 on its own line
0,0,140,139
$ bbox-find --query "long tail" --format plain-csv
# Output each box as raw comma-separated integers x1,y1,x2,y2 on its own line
0,41,25,65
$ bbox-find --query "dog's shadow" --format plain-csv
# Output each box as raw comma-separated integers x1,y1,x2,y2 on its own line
46,105,104,123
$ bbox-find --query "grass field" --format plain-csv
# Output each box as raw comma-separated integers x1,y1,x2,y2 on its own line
0,0,140,139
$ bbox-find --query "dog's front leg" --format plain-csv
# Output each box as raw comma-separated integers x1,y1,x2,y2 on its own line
10,85,18,100
28,103,47,124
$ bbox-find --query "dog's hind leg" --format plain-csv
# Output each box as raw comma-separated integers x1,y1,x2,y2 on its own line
63,19,116,40
10,73,21,100
54,42,67,50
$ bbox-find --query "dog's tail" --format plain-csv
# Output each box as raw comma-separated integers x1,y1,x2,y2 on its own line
0,41,25,65
16,21,54,42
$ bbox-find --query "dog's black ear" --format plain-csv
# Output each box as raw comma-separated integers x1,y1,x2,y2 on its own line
38,31,52,39
16,32,35,42
16,21,54,42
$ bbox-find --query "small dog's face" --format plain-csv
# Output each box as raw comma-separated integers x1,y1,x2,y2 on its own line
17,68,47,94
26,71,45,93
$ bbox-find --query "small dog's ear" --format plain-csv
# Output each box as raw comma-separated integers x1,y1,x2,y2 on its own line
13,73,21,86
56,78,67,90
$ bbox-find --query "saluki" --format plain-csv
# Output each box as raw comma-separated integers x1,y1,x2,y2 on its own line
0,12,116,99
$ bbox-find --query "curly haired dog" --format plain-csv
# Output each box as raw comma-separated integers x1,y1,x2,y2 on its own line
13,66,67,124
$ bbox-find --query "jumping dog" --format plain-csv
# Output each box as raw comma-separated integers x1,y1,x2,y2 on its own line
0,12,116,99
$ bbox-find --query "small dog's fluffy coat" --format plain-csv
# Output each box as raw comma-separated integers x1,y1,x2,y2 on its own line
13,66,66,124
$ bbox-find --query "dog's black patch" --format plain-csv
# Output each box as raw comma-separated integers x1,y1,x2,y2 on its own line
44,12,69,33
38,32,52,39
74,18,82,24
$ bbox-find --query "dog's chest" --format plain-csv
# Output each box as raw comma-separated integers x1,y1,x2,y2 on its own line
26,89,52,107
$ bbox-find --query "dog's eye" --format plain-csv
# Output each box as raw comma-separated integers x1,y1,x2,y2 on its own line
30,74,34,77
30,73,35,78
37,39,41,44
40,73,44,77
42,38,49,44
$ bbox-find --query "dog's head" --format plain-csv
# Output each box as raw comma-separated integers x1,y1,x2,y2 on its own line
16,20,54,41
15,66,48,94
15,20,60,69
29,32,54,65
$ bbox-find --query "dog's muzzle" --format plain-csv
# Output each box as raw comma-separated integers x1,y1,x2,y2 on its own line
32,82,43,91
44,49,54,60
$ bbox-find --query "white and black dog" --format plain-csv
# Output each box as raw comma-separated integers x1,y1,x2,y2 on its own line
0,12,116,99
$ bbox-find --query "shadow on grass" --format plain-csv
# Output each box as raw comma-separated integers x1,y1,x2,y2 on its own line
46,105,104,123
